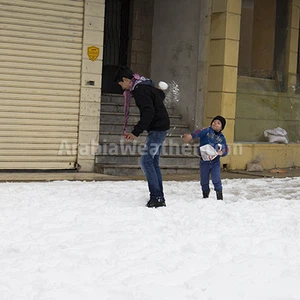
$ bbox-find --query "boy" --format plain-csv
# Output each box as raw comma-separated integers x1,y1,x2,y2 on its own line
183,116,228,200
114,66,170,208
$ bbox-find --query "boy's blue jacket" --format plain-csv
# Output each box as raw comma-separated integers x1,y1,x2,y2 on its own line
191,127,229,157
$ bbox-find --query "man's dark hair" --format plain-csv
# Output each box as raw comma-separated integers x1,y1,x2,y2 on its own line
114,66,134,83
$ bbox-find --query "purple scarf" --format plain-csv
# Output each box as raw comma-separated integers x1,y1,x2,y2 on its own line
122,74,149,135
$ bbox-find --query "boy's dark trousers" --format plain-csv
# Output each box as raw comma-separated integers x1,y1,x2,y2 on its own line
200,156,222,196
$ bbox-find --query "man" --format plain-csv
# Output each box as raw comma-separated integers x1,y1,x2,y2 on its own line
114,66,170,208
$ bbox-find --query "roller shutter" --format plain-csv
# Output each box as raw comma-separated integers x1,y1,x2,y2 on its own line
0,0,84,170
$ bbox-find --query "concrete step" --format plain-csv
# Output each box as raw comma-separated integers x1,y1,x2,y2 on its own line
98,132,195,144
94,164,200,176
101,94,178,111
96,154,199,165
100,122,189,135
101,102,176,115
101,102,139,114
98,93,196,176
96,142,199,155
100,112,183,125
101,94,125,105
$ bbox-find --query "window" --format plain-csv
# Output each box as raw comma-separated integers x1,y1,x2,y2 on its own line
238,0,288,84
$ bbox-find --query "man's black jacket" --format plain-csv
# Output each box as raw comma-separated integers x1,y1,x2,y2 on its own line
131,84,170,137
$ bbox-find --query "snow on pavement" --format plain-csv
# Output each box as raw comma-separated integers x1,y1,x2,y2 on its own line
1,177,300,300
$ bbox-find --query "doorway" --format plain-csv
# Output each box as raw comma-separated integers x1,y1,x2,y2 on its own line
101,0,131,94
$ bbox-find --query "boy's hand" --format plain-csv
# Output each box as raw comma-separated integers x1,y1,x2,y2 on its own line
125,133,137,140
183,133,192,143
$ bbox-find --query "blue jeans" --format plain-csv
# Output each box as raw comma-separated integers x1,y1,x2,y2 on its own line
140,130,168,199
200,156,222,192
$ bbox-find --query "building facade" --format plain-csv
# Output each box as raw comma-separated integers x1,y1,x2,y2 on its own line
0,0,299,174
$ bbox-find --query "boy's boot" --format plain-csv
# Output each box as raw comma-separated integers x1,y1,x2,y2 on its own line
216,190,223,200
203,190,210,198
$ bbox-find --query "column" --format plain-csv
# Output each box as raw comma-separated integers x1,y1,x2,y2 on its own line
77,0,105,172
205,0,242,143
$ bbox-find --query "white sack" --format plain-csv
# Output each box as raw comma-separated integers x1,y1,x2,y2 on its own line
264,127,288,144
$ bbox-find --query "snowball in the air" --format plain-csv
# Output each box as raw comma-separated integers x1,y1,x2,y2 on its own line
158,81,169,90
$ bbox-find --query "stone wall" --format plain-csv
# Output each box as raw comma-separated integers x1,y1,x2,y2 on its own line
129,0,154,77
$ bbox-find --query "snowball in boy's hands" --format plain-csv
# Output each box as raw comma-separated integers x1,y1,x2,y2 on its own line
158,81,169,90
217,144,222,155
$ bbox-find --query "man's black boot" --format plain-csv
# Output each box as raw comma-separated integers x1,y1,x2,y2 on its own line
216,190,223,200
203,190,210,198
146,197,166,208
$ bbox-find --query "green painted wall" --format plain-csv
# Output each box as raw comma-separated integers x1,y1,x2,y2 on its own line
235,76,300,142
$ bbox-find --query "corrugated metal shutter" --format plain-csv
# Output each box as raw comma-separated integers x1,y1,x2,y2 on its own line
0,0,84,170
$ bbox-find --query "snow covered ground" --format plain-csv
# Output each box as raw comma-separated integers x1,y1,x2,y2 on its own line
1,177,300,300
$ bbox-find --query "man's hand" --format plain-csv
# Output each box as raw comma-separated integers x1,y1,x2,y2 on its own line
125,133,137,140
183,133,192,143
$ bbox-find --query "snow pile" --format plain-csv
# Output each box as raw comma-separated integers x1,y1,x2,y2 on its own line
1,178,300,300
